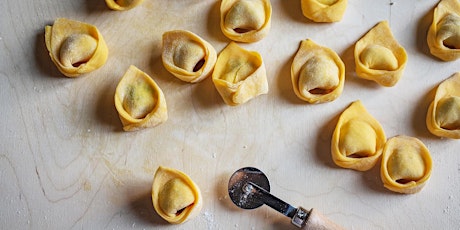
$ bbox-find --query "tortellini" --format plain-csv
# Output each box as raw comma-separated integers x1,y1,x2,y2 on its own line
220,0,272,43
380,136,433,194
114,65,167,131
152,166,202,224
44,18,108,77
291,39,345,103
162,30,217,83
105,0,144,10
427,72,460,139
354,21,407,87
212,42,268,106
331,100,386,171
300,0,347,22
427,0,460,61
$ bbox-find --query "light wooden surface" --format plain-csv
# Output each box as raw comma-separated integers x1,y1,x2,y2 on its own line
1,0,460,229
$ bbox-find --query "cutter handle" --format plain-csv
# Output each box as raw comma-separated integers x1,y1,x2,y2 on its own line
301,209,344,230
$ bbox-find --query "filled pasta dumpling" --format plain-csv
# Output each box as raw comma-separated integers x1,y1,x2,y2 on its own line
291,39,345,103
212,42,268,106
354,21,407,87
162,30,217,83
45,18,108,77
152,166,202,224
427,0,460,61
331,100,386,171
220,0,272,43
300,0,347,22
105,0,144,10
426,72,460,139
380,136,433,194
114,65,167,131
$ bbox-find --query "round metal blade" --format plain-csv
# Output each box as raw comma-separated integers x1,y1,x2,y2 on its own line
228,167,270,209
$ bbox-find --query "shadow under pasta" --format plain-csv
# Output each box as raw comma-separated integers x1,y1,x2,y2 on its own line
34,30,63,79
416,3,439,61
129,190,170,226
314,107,344,169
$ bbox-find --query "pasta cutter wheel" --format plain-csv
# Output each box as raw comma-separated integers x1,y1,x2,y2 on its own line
228,167,344,229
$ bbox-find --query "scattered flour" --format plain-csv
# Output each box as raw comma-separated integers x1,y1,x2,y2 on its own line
202,210,217,230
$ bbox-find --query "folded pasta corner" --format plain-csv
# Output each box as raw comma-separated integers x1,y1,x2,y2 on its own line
300,0,347,23
426,72,460,139
427,0,460,61
380,136,432,194
114,65,168,131
220,0,272,43
44,18,108,77
331,100,386,171
291,39,345,103
105,0,144,10
212,42,268,106
152,166,202,224
354,21,407,87
162,30,217,83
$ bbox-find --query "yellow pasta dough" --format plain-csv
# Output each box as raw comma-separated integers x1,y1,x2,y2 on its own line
354,21,407,87
331,100,386,171
291,39,345,103
45,18,108,77
162,30,217,83
114,65,167,131
380,136,432,194
300,0,347,22
427,0,460,61
220,0,272,43
427,72,460,139
212,42,268,106
152,166,202,224
105,0,144,10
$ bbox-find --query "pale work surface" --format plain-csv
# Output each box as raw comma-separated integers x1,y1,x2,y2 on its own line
1,0,459,229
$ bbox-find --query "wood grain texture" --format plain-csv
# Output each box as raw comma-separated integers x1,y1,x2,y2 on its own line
1,0,459,229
